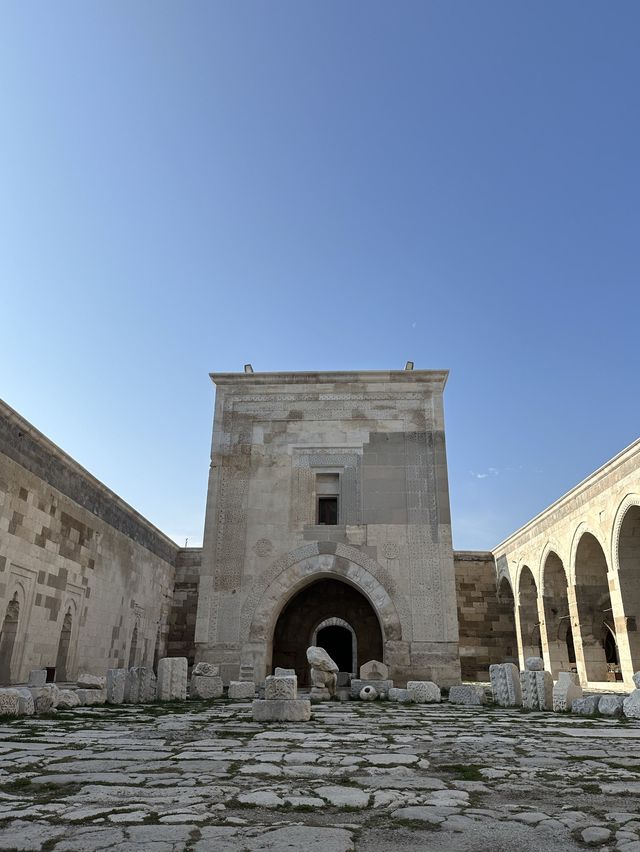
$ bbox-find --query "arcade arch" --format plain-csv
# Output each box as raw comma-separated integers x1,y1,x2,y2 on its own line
574,532,617,682
518,566,542,660
541,551,574,677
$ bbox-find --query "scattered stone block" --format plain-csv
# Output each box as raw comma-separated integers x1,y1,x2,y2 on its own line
77,674,106,690
192,662,219,677
598,694,625,716
30,685,60,713
28,669,47,687
76,688,106,706
407,681,441,703
633,672,640,689
106,669,127,704
191,675,223,700
239,664,255,681
228,681,255,700
572,695,600,716
336,672,351,687
265,675,297,701
623,689,640,719
0,688,21,716
448,685,486,706
14,687,35,715
521,670,553,710
157,657,188,701
489,663,522,707
57,689,81,710
125,667,157,703
360,685,378,700
350,678,393,699
360,660,388,681
274,667,295,677
525,657,545,671
553,672,582,712
388,687,410,703
252,698,311,722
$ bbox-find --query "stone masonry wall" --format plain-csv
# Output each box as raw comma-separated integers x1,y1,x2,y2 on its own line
454,551,518,681
167,548,201,665
0,401,178,684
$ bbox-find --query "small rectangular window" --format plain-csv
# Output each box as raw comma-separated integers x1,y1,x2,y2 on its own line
317,496,338,525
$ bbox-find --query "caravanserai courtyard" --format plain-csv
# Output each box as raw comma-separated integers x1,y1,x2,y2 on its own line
1,697,639,852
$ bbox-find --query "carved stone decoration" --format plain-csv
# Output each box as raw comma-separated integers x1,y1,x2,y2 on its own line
489,663,522,707
381,543,398,560
307,645,338,702
265,675,297,700
552,672,582,712
254,538,273,557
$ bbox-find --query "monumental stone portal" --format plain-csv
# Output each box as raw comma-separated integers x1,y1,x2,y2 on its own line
194,370,462,686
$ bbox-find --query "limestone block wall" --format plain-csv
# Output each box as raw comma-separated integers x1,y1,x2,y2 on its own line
454,551,518,681
0,401,177,685
167,548,201,665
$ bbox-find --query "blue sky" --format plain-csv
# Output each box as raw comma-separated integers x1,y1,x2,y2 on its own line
1,2,638,550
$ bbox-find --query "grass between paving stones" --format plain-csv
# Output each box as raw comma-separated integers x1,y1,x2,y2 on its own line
437,763,484,781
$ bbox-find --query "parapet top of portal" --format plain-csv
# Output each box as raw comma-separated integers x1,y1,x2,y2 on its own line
209,369,449,389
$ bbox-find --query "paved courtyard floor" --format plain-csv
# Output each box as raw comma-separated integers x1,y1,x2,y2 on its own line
1,699,640,851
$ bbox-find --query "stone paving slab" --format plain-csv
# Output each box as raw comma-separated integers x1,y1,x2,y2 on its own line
0,700,639,850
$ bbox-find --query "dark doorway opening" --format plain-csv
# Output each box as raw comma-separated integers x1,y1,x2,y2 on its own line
272,578,383,686
317,625,352,673
317,497,338,525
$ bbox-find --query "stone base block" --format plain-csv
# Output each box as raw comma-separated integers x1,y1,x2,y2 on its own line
572,695,600,716
191,675,224,700
623,689,640,719
14,688,35,715
252,699,311,722
157,657,188,701
106,669,127,704
30,685,61,712
0,688,21,716
407,681,441,703
598,694,625,716
388,688,410,703
193,662,219,677
228,681,255,700
310,687,331,703
28,670,47,687
448,685,486,706
57,689,81,710
350,679,393,699
125,667,157,704
76,688,106,706
77,674,106,690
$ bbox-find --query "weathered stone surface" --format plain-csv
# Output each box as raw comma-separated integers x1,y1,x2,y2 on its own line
572,694,600,715
274,667,296,677
521,670,553,710
407,680,441,703
0,688,21,716
57,689,81,710
359,685,378,700
77,673,106,690
553,672,582,712
76,687,106,705
157,657,187,701
191,675,223,700
28,669,47,687
448,685,486,705
307,646,339,672
247,826,354,851
30,684,60,712
359,659,388,680
193,662,219,677
264,675,297,700
525,657,545,671
106,668,127,704
489,663,522,707
350,678,393,699
252,698,311,722
388,687,410,702
14,686,35,715
623,688,640,719
125,666,157,703
598,693,625,716
228,681,255,700
633,672,640,689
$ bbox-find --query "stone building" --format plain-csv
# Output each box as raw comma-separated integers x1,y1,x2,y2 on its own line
194,370,464,686
17,364,632,690
493,438,640,689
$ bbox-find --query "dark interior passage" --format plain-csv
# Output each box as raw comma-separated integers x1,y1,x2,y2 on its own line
317,625,352,672
272,578,383,685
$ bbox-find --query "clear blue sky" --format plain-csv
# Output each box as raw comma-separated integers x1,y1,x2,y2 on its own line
1,3,638,550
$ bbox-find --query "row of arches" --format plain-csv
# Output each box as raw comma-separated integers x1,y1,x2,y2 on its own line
501,501,640,684
0,592,167,685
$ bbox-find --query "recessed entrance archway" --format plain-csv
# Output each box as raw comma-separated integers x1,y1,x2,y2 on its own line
0,593,20,684
55,607,73,682
574,532,617,682
311,617,357,674
541,551,574,677
272,578,383,685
